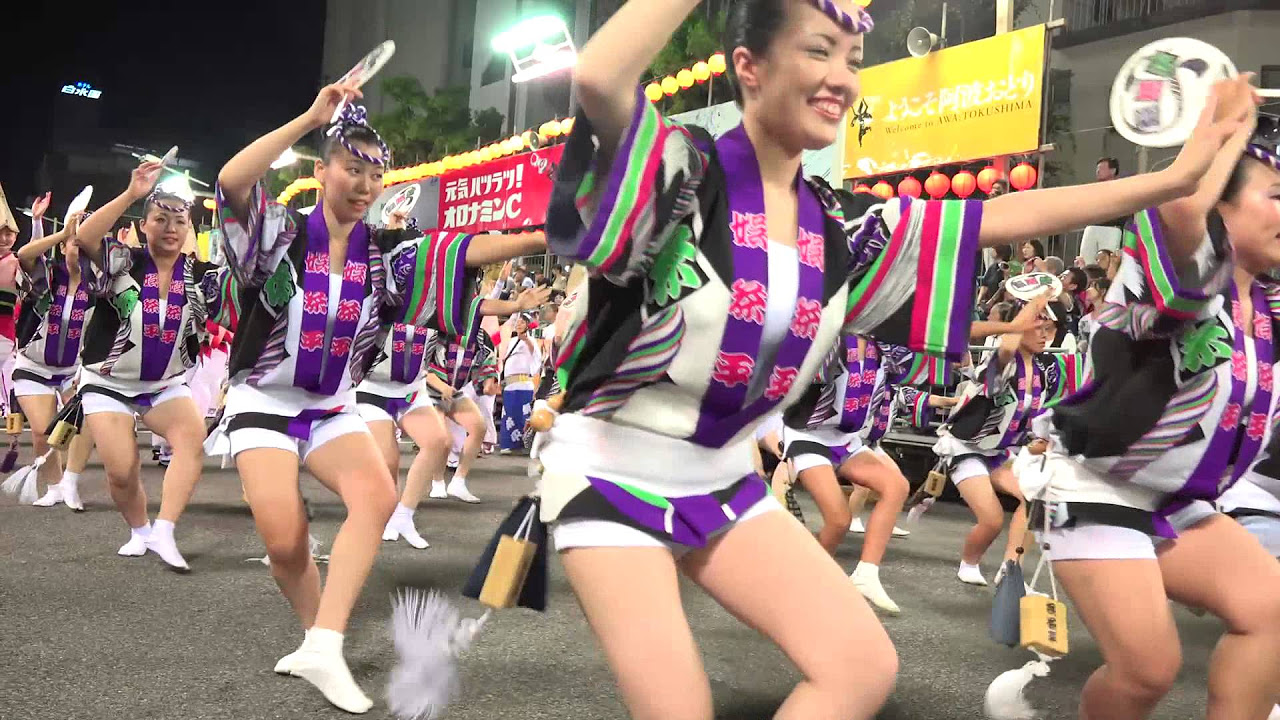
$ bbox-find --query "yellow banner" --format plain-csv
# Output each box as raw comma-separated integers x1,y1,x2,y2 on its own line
843,24,1047,179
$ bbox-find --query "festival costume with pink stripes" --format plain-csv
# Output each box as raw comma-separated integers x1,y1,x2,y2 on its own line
78,230,230,410
536,90,985,547
782,335,950,472
211,181,479,455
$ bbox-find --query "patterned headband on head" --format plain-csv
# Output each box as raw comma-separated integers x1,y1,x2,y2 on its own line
326,103,389,167
1245,115,1280,173
809,0,874,34
146,191,191,214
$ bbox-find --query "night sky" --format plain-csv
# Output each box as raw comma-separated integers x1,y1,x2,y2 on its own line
2,1,325,211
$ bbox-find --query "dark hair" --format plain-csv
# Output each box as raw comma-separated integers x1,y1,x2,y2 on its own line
994,245,1014,262
989,302,1012,323
320,124,383,162
142,192,191,218
1089,277,1111,295
724,0,789,105
1063,267,1087,291
1022,239,1045,258
1097,157,1119,174
1083,263,1106,282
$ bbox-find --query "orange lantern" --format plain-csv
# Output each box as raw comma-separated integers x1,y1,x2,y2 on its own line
201,198,217,211
897,176,922,199
692,61,711,82
924,172,950,199
1010,162,1037,191
976,166,1000,194
644,83,664,103
853,183,872,194
871,181,894,199
677,69,695,88
661,76,679,95
952,170,977,199
708,53,727,75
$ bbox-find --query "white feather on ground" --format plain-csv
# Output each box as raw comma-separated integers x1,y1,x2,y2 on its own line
387,588,466,720
984,656,1053,720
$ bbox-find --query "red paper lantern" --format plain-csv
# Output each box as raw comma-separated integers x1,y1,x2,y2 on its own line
924,172,950,199
871,181,894,200
951,171,976,199
897,176,922,199
1010,162,1038,191
854,183,872,194
976,166,1000,194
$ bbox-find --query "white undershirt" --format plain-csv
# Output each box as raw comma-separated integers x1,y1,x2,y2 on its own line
321,274,342,376
748,244,800,400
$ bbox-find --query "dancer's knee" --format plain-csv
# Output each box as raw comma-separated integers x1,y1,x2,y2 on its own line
1108,648,1181,703
265,537,312,576
811,627,899,710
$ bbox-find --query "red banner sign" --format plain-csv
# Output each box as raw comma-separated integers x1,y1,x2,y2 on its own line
437,144,565,233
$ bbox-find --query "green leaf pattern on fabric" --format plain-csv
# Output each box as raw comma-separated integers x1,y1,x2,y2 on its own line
650,225,701,306
263,262,296,308
1178,320,1233,374
114,288,139,321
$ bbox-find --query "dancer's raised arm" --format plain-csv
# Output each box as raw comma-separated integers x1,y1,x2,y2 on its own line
572,0,703,158
74,161,162,265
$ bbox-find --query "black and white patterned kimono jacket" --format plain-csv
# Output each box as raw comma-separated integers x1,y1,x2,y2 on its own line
14,243,106,388
212,181,479,439
1038,209,1257,537
537,90,986,546
782,336,950,467
79,230,229,404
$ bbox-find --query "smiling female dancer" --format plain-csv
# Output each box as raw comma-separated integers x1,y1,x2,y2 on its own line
1033,96,1280,720
13,208,99,510
71,162,229,571
532,1,1235,716
216,83,544,713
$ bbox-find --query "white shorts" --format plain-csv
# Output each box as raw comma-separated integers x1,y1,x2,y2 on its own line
356,392,435,425
1237,515,1280,558
551,494,781,557
227,411,370,462
951,454,1007,485
82,384,192,417
14,376,76,398
1039,502,1217,561
788,435,875,474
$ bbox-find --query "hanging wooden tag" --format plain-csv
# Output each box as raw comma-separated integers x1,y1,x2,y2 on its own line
923,469,948,497
478,534,538,609
5,412,23,435
48,420,77,450
1020,594,1069,657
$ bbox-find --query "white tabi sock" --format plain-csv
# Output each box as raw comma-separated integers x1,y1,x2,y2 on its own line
60,471,81,491
289,628,373,714
145,519,189,571
118,522,152,557
447,475,480,503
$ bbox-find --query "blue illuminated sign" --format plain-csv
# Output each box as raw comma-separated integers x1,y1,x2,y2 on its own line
61,81,102,100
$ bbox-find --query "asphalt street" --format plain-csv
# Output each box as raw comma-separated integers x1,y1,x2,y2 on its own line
0,447,1221,720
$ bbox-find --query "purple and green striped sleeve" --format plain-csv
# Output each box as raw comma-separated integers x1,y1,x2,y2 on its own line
213,181,298,287
896,386,933,429
1043,352,1085,408
474,351,499,385
544,89,707,282
390,231,480,337
1119,208,1229,324
843,198,983,361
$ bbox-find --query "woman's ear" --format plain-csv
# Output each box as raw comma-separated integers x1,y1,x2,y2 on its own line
732,46,762,99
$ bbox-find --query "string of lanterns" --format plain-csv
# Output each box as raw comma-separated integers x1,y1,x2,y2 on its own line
853,162,1038,200
277,117,578,205
644,53,728,103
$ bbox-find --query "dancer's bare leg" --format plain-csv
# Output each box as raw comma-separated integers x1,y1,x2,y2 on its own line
19,394,63,499
240,449,318,628
444,397,486,502
85,411,149,555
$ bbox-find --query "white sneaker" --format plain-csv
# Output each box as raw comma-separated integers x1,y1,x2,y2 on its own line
849,517,866,533
447,479,481,504
890,525,910,537
145,533,191,571
957,563,988,586
852,572,901,615
428,480,448,499
118,533,148,557
33,485,64,507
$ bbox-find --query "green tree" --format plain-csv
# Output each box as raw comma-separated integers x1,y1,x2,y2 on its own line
266,161,309,201
862,0,1038,65
646,9,729,116
372,77,507,164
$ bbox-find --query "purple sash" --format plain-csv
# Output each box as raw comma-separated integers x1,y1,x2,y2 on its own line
390,323,428,384
1183,282,1276,498
43,265,91,369
295,204,371,396
995,355,1043,449
140,255,187,381
691,125,827,447
838,337,879,432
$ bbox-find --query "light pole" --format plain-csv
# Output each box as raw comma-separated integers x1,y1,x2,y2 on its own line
492,13,580,127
